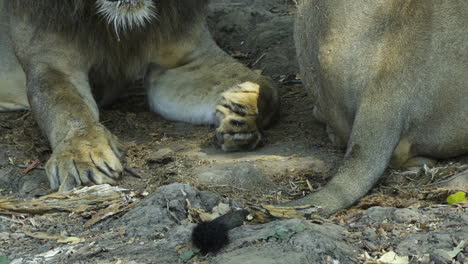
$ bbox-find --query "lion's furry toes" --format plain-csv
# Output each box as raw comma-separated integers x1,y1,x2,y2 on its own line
45,126,124,192
215,82,262,152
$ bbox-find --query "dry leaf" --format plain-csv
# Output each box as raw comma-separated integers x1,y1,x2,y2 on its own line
212,202,230,217
57,237,85,245
446,192,468,205
377,251,409,264
443,240,465,259
186,201,233,223
23,231,59,240
23,231,84,245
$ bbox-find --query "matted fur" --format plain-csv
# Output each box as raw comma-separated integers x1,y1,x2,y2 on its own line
292,0,468,215
1,0,279,191
5,1,208,36
4,1,209,67
96,0,158,37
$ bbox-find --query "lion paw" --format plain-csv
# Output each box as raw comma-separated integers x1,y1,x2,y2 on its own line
215,82,262,152
45,125,124,192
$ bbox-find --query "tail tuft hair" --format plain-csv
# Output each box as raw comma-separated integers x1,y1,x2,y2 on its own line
191,209,249,254
191,221,229,254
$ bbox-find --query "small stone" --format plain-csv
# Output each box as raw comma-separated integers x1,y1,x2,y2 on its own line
416,254,431,263
362,227,377,239
363,241,378,251
0,150,7,166
431,249,453,264
456,253,467,263
148,148,174,163
10,233,25,240
0,232,10,240
195,162,276,191
393,208,425,223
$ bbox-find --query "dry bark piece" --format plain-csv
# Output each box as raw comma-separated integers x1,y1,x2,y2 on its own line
84,200,138,227
0,185,133,215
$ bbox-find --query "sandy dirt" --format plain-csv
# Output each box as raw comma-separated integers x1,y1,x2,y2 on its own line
0,1,467,263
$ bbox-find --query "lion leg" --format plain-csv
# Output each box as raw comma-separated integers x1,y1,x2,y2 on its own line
285,100,404,215
390,138,437,169
8,14,125,191
146,28,279,151
0,11,28,111
26,68,123,191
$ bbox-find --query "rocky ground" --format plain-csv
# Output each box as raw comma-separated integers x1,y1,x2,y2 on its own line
0,0,467,263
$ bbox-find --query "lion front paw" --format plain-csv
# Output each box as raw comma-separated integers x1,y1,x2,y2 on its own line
215,82,263,152
45,125,124,192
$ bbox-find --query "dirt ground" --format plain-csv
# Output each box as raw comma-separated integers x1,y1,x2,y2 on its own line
0,1,467,263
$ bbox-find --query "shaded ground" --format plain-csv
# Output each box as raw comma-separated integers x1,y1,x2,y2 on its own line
0,1,467,263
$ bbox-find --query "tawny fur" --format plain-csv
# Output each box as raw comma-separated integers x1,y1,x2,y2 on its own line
0,0,279,191
293,0,468,215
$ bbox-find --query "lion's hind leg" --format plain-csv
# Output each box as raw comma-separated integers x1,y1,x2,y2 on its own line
0,15,28,112
0,61,28,112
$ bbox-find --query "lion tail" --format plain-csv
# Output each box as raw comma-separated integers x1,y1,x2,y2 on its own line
285,103,405,215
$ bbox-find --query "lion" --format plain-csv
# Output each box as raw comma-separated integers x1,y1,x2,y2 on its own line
292,0,468,215
0,0,279,192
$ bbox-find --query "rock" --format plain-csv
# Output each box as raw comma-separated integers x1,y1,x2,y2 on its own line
147,148,174,164
435,170,468,188
109,183,223,239
210,219,358,263
0,148,7,167
18,170,49,197
0,232,9,240
360,207,396,224
456,253,467,263
195,162,277,191
0,167,49,198
344,206,468,262
427,233,454,249
195,156,325,192
393,208,427,223
431,249,453,264
10,233,25,240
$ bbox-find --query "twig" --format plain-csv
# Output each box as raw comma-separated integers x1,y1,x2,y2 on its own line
422,170,468,187
252,52,266,67
306,179,313,191
207,185,247,191
282,91,302,98
289,180,298,190
17,165,45,170
405,176,416,182
22,160,41,174
0,215,24,224
164,196,180,224
14,112,30,121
